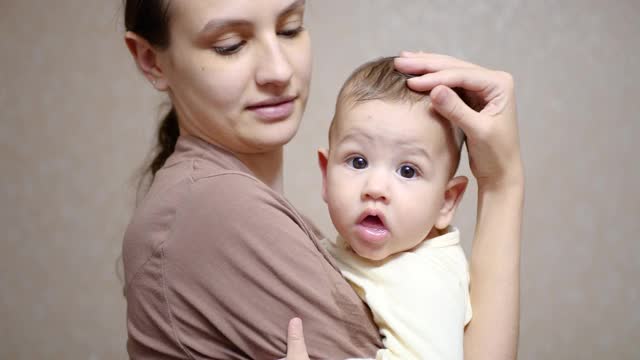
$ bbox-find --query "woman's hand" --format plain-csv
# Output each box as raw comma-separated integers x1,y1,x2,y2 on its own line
394,52,524,190
396,52,523,360
280,318,310,360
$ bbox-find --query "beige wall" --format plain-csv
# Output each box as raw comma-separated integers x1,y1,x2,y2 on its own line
1,0,638,359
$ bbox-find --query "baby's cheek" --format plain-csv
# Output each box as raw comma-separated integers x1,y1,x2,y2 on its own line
327,191,354,226
328,193,350,218
404,206,439,238
328,177,352,202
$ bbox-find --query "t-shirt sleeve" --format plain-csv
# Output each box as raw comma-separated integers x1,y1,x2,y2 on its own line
160,173,379,359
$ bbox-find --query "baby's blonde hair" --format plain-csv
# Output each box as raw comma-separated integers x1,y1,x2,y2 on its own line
330,57,466,175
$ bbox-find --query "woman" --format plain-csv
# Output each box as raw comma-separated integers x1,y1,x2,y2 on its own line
122,0,524,359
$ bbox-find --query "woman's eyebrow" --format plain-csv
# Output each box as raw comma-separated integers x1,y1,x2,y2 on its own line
199,19,251,35
280,0,306,16
199,0,305,35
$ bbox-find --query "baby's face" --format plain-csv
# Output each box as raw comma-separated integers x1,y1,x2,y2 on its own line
322,100,459,260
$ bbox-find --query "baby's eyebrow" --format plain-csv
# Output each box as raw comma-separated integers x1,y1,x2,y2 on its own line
337,131,432,161
336,131,374,146
396,142,432,162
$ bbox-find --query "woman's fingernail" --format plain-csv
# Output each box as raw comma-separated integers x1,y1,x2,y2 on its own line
290,317,302,330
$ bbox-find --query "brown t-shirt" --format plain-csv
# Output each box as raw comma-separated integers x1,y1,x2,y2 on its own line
123,135,382,359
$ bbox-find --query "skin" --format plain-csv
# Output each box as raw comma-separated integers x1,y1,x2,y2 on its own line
125,0,312,192
395,52,524,360
284,318,309,360
318,100,468,261
125,1,524,358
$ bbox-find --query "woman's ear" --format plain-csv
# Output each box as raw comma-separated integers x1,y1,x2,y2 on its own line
435,176,468,230
317,148,329,203
124,31,169,91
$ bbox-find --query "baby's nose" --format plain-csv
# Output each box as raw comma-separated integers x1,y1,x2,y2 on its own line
361,173,390,203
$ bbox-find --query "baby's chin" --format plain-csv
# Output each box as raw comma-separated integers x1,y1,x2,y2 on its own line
348,231,434,261
347,240,392,262
359,251,389,262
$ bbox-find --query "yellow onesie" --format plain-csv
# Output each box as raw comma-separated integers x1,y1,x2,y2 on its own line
323,227,472,360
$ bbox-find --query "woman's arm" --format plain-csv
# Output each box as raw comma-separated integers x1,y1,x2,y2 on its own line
465,183,523,359
395,52,524,360
162,173,381,359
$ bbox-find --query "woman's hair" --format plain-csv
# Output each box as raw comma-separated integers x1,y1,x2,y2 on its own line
124,0,179,180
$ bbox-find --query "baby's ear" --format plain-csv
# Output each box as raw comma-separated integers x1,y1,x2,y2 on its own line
435,176,468,230
317,148,329,203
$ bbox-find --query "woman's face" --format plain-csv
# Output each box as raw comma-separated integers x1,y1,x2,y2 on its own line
158,0,312,154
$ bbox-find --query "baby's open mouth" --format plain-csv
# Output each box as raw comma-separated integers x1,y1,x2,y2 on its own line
356,214,389,244
360,215,386,231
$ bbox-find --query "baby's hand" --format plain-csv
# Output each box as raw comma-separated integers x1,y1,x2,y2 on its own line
395,52,524,190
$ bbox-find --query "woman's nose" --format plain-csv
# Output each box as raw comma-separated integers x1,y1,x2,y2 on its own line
255,37,293,89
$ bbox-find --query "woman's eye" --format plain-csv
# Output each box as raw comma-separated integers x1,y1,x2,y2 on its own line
349,157,368,170
213,40,246,55
278,26,304,38
398,165,418,179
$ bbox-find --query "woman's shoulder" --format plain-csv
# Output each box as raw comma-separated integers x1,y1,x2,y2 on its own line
123,153,383,359
122,157,279,276
154,169,383,359
129,155,317,261
172,170,312,257
184,165,296,225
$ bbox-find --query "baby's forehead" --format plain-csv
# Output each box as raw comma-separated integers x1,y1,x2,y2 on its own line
332,100,448,142
329,100,464,166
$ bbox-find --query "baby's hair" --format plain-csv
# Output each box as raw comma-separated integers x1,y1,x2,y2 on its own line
329,56,466,175
337,57,423,107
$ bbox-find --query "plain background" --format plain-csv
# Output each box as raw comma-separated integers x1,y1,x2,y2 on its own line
1,0,638,359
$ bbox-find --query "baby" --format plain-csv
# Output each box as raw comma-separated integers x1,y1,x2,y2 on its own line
318,57,472,360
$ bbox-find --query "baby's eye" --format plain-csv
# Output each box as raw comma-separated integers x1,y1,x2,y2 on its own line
397,165,418,179
348,156,368,170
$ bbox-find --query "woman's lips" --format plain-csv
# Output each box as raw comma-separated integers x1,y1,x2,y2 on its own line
355,215,389,245
247,97,296,122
